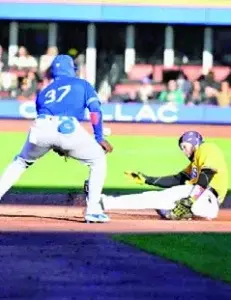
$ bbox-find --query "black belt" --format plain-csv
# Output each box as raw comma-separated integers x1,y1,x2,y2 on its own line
208,187,219,198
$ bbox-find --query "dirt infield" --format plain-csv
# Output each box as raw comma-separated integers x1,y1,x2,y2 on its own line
0,205,231,232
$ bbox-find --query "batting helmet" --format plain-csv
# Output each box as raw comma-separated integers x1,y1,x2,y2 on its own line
50,55,78,79
178,131,203,148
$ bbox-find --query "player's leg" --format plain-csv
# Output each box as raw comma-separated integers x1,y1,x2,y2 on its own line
0,120,52,199
81,155,107,213
101,184,193,211
65,122,109,222
0,137,50,199
191,189,219,219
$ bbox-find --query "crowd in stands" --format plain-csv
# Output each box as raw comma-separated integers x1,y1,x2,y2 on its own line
108,67,231,107
0,45,85,101
0,44,231,106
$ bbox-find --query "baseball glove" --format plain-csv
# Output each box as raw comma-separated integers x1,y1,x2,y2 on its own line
53,146,69,161
167,197,193,220
124,171,147,185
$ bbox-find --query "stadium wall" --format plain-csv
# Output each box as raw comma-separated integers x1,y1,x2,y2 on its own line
1,100,231,125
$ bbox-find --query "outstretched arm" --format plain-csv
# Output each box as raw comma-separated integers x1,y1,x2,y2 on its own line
125,171,190,188
144,171,191,188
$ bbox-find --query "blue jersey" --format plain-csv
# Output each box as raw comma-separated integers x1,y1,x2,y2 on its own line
36,55,104,143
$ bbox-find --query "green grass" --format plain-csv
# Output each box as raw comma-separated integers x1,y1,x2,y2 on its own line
0,132,231,192
113,233,231,283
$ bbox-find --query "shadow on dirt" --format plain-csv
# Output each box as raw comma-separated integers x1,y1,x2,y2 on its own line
1,186,231,208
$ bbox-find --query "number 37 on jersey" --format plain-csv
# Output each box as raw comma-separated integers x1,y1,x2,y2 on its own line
44,85,71,104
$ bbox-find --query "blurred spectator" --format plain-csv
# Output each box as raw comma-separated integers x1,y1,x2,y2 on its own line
36,77,51,93
26,70,39,92
187,81,205,105
16,71,39,101
68,48,78,61
217,81,231,107
17,78,33,100
76,54,86,79
204,86,218,105
176,72,192,99
0,71,17,92
98,79,111,103
123,90,138,103
67,48,86,79
199,70,220,91
0,45,8,72
136,77,155,103
39,46,58,74
158,80,185,105
9,46,38,70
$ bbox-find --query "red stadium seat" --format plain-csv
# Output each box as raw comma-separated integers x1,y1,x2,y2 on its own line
0,91,10,99
113,83,139,95
152,84,165,92
128,64,153,81
212,66,230,81
163,66,180,71
180,65,202,81
153,65,164,82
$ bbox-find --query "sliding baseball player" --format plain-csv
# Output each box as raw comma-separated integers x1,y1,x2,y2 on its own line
87,131,228,220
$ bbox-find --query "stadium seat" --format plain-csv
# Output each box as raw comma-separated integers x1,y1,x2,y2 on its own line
212,66,230,81
180,65,202,81
153,65,164,82
0,91,10,99
113,83,140,95
128,64,153,81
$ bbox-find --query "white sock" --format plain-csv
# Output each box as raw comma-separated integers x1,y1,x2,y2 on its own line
85,157,107,215
0,158,27,199
102,192,176,210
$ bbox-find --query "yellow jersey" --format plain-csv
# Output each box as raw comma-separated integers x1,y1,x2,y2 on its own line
184,142,229,203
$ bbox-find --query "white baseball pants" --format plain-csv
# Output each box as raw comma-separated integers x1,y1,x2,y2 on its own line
0,116,106,215
102,184,220,219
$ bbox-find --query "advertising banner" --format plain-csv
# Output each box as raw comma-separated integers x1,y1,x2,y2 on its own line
1,100,231,125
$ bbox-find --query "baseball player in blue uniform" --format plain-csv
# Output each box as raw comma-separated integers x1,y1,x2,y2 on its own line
0,54,113,223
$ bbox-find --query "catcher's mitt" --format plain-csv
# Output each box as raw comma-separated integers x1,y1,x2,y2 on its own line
124,171,147,185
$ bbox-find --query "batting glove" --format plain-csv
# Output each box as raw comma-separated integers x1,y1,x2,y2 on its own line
124,171,147,185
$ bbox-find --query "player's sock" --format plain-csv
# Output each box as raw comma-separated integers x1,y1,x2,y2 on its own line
0,158,28,199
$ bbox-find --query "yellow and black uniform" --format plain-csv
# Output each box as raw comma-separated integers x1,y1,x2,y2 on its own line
139,142,228,204
184,142,228,204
